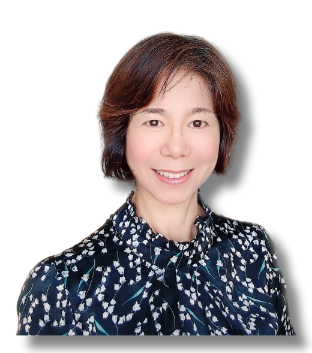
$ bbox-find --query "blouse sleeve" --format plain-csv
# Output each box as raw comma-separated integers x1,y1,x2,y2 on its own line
262,229,295,335
17,260,74,335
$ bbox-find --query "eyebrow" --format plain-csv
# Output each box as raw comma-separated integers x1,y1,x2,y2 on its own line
137,107,213,115
190,107,214,114
137,108,166,115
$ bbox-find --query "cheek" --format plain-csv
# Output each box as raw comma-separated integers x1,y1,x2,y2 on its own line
126,130,151,171
195,132,220,164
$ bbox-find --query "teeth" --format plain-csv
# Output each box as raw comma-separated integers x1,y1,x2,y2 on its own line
156,170,190,179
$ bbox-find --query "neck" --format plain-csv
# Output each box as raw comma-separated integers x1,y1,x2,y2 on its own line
131,187,206,242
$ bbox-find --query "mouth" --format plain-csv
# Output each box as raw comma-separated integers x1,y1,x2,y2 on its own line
153,169,193,179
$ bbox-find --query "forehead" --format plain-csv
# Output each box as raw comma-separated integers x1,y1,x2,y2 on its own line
150,70,213,106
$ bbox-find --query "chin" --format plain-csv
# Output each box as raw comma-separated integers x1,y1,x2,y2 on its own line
150,187,197,206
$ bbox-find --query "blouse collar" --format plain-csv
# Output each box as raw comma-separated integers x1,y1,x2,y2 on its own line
111,191,214,269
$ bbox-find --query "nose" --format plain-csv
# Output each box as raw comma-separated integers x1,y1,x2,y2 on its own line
160,126,191,159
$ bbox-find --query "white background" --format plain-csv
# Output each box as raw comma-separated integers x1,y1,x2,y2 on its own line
1,0,311,351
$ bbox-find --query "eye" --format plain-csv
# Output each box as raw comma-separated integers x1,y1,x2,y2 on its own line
145,120,163,127
189,120,208,128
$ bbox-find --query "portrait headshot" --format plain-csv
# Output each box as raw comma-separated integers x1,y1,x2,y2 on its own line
16,31,295,336
1,0,311,351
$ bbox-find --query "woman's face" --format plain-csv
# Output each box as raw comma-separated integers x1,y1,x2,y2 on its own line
126,71,220,206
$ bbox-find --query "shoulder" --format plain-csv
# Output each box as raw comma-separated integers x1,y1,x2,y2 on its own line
208,212,294,335
209,211,284,290
211,212,267,245
209,212,278,266
23,217,115,279
21,215,120,283
17,217,120,335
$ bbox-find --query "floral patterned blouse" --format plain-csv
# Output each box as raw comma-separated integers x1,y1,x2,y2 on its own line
17,192,295,335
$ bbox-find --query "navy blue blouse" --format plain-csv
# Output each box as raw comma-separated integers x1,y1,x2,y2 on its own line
17,192,295,335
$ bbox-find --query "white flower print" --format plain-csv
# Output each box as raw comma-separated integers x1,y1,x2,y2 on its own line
86,298,92,306
103,312,109,319
97,294,104,301
43,303,50,313
112,315,118,324
132,302,140,312
107,306,114,314
81,274,89,282
78,291,85,299
16,192,294,336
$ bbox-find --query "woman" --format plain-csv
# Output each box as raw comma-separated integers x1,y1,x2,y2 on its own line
17,33,295,335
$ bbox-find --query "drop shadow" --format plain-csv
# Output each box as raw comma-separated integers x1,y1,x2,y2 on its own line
266,232,301,337
24,335,302,350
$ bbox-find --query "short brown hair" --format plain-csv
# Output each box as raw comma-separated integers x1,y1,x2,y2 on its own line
98,33,240,181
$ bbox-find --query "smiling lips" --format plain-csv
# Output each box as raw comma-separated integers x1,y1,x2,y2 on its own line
153,169,193,184
155,169,192,179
